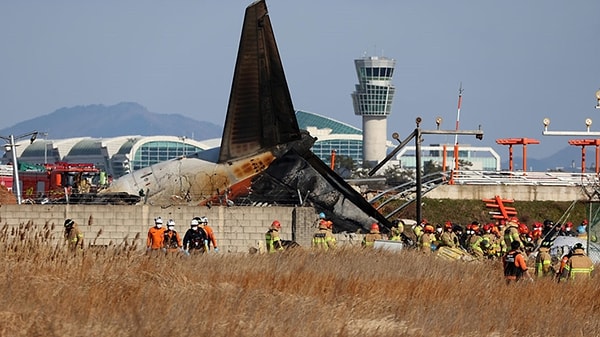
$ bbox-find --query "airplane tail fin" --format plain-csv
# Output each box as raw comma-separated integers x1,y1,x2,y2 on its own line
218,0,301,164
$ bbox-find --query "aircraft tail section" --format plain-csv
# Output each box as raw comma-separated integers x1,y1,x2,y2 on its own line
218,0,301,164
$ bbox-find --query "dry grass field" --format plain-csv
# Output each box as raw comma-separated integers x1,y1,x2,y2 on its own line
0,221,599,337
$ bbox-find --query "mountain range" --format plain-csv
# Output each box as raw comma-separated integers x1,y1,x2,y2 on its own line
0,102,593,172
0,102,222,141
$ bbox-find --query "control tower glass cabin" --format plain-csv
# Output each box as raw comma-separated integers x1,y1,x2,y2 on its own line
351,56,396,166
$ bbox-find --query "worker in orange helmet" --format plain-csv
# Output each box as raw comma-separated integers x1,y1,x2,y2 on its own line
503,240,533,284
265,220,284,253
362,223,382,248
312,219,337,251
503,217,523,250
468,222,485,259
482,223,498,258
418,223,436,254
439,221,458,248
531,222,543,247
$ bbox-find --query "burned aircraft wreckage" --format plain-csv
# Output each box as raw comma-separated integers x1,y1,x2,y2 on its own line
103,0,392,233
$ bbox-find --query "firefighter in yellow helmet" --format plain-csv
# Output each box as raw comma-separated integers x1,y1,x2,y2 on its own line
312,218,336,250
265,220,284,253
362,223,382,248
64,218,83,251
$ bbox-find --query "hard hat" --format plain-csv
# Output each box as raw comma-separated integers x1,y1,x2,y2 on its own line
167,219,175,227
154,217,163,225
64,219,74,228
471,224,480,232
424,224,435,233
199,216,208,224
582,219,589,225
483,224,492,232
573,242,584,250
318,219,328,229
577,225,586,234
326,220,333,229
444,221,453,230
272,220,281,229
318,212,326,219
518,223,529,234
370,223,379,231
191,219,199,227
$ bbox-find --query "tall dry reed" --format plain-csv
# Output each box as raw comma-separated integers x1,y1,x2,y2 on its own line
0,223,598,337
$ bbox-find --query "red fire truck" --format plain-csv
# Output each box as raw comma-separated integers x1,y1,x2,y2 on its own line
0,165,13,191
18,162,107,203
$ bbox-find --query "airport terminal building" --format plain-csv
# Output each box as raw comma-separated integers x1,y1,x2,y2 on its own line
2,136,220,179
2,111,499,178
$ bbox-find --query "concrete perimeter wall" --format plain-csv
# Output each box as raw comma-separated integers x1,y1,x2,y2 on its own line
0,205,317,253
427,184,586,202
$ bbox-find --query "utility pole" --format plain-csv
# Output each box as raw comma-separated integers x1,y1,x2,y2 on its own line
0,131,39,204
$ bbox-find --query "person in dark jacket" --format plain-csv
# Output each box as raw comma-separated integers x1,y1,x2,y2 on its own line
183,219,208,254
503,240,533,284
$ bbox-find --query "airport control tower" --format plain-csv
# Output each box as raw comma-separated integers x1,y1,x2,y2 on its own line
351,56,396,166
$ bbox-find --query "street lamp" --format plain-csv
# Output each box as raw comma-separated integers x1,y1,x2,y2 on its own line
0,131,39,204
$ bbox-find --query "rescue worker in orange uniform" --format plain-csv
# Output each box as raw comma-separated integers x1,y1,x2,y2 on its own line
163,220,183,253
147,217,165,253
560,243,594,281
64,218,84,251
362,223,383,248
196,216,219,252
312,219,336,250
265,220,284,253
503,240,533,284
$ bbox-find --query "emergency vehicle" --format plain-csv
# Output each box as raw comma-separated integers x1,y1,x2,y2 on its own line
0,165,13,191
18,162,107,203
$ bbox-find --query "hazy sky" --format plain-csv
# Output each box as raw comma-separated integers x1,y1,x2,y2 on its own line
1,1,599,159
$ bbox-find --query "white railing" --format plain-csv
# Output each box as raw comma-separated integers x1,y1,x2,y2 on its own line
451,170,600,186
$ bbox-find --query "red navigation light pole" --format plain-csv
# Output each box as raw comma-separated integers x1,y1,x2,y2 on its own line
495,138,540,172
567,139,600,174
